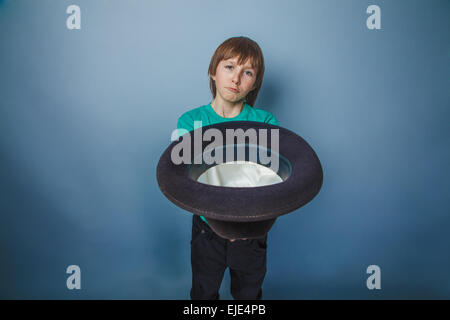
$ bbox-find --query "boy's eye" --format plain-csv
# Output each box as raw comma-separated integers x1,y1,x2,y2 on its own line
225,65,253,76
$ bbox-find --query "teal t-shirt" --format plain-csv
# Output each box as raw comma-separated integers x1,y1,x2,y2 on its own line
176,101,279,225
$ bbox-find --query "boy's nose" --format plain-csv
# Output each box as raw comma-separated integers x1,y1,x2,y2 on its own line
231,72,241,84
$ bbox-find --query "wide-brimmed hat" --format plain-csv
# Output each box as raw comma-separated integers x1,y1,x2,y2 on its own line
157,121,323,239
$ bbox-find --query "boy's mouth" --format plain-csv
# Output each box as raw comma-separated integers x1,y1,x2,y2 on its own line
227,87,239,93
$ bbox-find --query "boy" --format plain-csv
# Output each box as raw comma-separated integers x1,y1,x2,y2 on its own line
177,36,278,300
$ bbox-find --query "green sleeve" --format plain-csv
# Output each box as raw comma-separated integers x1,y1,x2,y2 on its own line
266,113,279,126
176,113,194,139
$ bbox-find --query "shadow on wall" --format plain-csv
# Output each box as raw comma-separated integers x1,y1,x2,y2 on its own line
256,74,285,116
257,63,306,120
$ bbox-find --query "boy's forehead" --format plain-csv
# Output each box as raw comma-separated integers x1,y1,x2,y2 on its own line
224,56,255,69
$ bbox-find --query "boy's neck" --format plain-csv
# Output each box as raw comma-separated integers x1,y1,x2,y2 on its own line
211,98,245,118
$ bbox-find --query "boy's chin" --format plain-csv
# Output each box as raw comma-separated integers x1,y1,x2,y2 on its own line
221,95,246,104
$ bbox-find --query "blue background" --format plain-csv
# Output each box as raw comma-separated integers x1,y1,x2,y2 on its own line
1,0,449,299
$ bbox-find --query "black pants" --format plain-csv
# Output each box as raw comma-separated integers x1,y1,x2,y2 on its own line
190,215,268,300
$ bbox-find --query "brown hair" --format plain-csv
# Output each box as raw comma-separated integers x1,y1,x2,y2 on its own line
208,36,265,107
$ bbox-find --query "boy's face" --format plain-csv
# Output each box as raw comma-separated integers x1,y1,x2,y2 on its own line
211,56,257,103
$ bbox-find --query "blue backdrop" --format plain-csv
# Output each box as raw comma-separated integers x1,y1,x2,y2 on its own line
1,0,449,299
